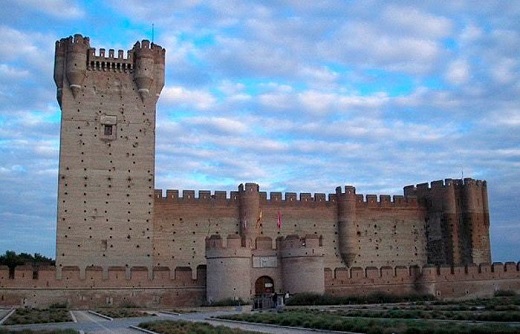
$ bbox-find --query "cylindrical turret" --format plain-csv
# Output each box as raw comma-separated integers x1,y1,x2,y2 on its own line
64,34,89,98
280,235,324,294
480,181,492,263
337,186,357,267
154,46,166,96
462,178,479,213
54,40,66,105
205,234,252,302
239,183,260,247
133,40,155,101
463,179,491,264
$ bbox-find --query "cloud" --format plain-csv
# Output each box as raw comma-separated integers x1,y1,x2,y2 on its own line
445,59,471,85
14,0,84,18
161,86,217,110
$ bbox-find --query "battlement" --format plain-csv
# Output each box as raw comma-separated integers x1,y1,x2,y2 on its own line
279,234,321,249
279,234,324,258
155,184,420,208
327,262,520,282
86,40,165,73
154,189,240,203
404,178,487,195
87,47,134,72
55,34,90,52
0,264,205,288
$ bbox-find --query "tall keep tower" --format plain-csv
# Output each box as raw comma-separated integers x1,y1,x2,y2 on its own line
54,35,165,276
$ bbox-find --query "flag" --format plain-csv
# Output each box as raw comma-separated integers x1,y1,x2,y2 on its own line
277,211,282,229
256,210,263,229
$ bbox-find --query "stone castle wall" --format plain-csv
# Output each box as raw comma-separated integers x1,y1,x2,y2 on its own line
326,262,520,300
153,184,429,275
1,262,519,308
0,265,205,308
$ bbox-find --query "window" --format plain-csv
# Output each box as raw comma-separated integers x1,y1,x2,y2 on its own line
104,125,113,136
100,115,117,141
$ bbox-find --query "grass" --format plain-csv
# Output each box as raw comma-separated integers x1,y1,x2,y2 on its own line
219,310,520,334
2,308,72,325
329,308,520,322
138,320,260,334
202,298,249,307
285,291,435,306
93,308,152,318
0,329,78,334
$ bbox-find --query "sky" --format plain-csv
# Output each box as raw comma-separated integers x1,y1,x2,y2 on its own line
0,0,519,263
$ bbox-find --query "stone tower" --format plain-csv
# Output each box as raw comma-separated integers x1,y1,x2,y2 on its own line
404,178,491,266
54,34,165,277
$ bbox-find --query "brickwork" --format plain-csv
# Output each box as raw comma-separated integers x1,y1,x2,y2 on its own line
54,35,165,275
1,262,519,308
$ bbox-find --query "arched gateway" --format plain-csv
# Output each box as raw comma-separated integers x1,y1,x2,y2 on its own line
255,276,274,296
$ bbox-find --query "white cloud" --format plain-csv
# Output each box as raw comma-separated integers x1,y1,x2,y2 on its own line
187,117,248,134
445,59,470,85
15,0,84,18
161,86,216,110
382,5,453,39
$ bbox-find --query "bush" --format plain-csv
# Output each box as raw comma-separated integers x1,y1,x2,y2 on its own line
202,297,249,307
494,290,517,297
284,292,434,306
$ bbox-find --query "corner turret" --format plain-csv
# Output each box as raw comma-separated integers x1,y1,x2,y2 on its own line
54,34,90,102
132,40,165,101
404,178,491,266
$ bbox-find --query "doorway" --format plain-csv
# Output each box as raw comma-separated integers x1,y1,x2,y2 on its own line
254,276,274,296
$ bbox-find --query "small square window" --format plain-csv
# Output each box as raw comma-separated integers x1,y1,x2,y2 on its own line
104,125,113,136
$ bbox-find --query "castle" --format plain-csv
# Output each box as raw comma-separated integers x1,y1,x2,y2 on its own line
0,35,518,308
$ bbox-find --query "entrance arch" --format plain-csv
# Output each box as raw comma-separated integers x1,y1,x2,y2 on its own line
254,276,274,296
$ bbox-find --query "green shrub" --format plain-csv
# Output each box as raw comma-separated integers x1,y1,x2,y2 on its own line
202,297,249,307
285,292,434,306
494,290,516,297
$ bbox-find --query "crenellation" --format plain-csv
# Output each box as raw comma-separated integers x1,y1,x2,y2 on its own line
366,266,379,279
315,193,326,201
300,193,312,201
155,188,244,203
285,192,297,201
492,262,504,273
3,263,519,306
270,192,282,201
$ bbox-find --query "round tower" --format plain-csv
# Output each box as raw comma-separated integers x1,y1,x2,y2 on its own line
238,183,260,247
443,179,460,264
336,186,357,267
279,234,324,294
64,34,90,98
133,40,159,101
463,179,491,264
153,46,166,97
54,40,66,106
205,234,252,302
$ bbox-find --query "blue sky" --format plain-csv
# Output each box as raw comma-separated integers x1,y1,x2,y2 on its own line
0,0,519,262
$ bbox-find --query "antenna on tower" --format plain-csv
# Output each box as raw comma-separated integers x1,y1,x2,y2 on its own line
151,23,155,44
461,167,464,180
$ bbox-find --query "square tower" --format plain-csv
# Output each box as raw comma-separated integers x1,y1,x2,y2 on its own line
53,35,165,276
